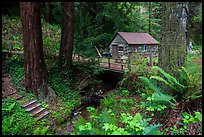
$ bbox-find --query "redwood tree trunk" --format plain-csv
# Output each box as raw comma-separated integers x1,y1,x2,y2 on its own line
158,2,188,76
59,2,74,68
20,2,48,97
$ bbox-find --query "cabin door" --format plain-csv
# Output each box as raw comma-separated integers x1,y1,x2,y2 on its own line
112,44,118,59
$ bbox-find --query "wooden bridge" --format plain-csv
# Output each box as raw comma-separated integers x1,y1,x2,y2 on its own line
98,57,132,73
73,54,155,73
5,51,153,73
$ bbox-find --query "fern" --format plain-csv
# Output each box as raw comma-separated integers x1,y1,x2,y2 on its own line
150,76,174,90
151,66,185,92
142,124,162,135
2,102,16,115
40,126,49,135
33,126,49,135
138,76,176,109
153,92,176,107
138,76,162,93
150,66,202,101
33,127,40,135
177,66,202,101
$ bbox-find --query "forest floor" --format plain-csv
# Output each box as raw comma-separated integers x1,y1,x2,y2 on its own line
2,60,21,100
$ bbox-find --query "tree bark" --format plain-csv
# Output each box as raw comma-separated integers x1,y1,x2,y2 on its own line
149,2,151,34
45,2,51,23
20,2,48,97
158,2,188,76
59,2,74,68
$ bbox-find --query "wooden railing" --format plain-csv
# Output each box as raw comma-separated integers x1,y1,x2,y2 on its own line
98,57,131,72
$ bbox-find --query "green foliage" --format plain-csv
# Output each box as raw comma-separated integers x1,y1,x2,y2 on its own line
121,89,130,96
101,95,117,109
87,107,98,120
138,75,176,113
74,2,162,58
2,102,16,116
120,112,162,135
182,111,202,124
6,55,24,86
177,66,202,101
2,15,61,55
73,106,162,135
97,108,118,127
102,123,130,135
43,36,60,54
2,15,22,50
150,66,202,102
48,64,80,124
119,98,135,111
33,126,50,135
77,122,95,135
185,54,202,74
150,66,185,92
2,99,50,135
169,111,202,135
130,53,149,75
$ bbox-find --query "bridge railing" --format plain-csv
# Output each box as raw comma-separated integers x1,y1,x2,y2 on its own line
98,57,131,71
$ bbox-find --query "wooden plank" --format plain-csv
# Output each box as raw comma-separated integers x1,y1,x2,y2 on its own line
95,46,102,58
108,58,110,68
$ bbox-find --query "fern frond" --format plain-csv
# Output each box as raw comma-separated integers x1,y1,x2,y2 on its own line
143,124,162,135
138,76,162,92
151,66,185,92
178,67,190,86
150,76,171,87
153,92,176,107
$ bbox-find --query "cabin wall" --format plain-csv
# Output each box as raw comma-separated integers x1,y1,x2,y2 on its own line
109,34,128,58
109,34,158,58
129,44,158,57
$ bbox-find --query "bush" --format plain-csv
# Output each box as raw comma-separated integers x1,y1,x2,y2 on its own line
73,108,162,135
150,66,202,102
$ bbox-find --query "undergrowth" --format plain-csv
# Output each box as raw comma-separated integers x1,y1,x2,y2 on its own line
2,98,52,135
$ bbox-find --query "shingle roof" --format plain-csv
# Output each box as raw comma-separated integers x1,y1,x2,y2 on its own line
118,32,159,45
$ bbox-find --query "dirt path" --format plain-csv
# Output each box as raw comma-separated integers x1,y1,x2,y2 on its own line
2,60,22,100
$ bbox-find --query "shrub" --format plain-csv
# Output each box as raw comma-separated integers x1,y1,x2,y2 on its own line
138,76,176,113
150,66,202,102
73,110,162,135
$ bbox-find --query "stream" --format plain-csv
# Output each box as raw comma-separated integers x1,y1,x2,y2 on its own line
63,70,124,134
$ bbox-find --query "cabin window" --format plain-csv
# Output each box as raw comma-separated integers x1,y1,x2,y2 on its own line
118,44,124,52
118,47,124,52
143,45,147,51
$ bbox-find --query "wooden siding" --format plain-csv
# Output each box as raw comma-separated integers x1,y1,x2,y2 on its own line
109,34,128,58
109,34,158,58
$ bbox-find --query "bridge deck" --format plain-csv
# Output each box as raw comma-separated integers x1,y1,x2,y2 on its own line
99,58,131,73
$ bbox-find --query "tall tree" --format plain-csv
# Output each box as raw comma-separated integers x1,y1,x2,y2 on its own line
20,2,48,98
148,2,151,34
45,2,51,23
158,2,188,75
59,2,74,68
187,2,202,46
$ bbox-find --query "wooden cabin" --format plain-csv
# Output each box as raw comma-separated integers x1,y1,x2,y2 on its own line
109,32,159,59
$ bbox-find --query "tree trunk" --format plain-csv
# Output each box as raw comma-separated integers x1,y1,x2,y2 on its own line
149,2,151,34
158,2,188,76
20,2,48,98
59,2,74,68
187,2,196,51
45,2,51,23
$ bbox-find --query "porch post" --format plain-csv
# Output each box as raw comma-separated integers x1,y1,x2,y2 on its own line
108,58,110,69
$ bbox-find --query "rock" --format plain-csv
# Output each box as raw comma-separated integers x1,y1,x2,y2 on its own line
77,76,92,91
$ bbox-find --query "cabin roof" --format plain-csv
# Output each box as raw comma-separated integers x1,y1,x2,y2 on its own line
117,32,159,45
